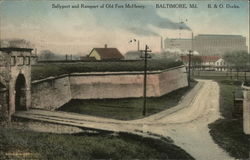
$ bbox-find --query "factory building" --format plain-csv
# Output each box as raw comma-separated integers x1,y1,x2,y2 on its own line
164,34,248,56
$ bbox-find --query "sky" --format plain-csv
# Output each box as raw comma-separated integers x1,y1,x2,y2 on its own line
0,0,249,55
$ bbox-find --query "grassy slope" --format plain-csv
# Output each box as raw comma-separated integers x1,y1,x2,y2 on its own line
194,72,249,159
0,127,194,160
31,60,183,80
58,81,196,120
208,80,249,159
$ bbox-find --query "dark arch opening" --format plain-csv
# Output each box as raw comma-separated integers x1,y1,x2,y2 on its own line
15,74,26,111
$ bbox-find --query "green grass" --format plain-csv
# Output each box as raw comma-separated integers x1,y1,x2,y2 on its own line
195,73,250,159
193,70,250,81
193,71,249,159
58,81,196,120
0,127,194,160
209,119,249,159
31,60,183,80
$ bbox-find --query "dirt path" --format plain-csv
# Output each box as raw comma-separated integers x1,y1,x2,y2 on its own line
14,80,234,160
141,80,234,160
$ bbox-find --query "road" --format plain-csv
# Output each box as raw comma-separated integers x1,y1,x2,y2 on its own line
14,80,234,160
141,80,234,160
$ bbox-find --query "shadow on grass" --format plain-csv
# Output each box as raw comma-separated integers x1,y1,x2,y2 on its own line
0,126,194,160
58,81,197,120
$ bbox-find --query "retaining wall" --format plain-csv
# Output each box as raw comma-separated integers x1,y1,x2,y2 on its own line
31,76,72,110
242,84,250,135
31,66,188,110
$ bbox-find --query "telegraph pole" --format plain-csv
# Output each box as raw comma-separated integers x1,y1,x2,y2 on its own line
188,32,193,87
140,45,151,116
188,50,192,87
0,9,1,48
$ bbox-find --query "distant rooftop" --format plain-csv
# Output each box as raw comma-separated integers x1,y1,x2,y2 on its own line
166,38,191,40
196,34,243,37
0,47,33,52
181,55,220,62
171,39,191,41
91,47,124,60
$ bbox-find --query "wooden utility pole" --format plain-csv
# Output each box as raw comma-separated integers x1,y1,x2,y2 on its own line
188,50,192,87
140,45,151,116
0,11,1,48
188,31,194,87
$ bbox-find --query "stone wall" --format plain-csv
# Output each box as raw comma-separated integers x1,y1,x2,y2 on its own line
158,67,187,95
31,66,188,110
70,66,187,99
242,85,250,135
0,89,8,121
31,76,72,110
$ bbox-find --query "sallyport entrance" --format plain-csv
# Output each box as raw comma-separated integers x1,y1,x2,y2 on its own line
15,74,27,111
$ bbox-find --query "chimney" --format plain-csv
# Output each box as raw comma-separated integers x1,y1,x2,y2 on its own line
104,44,107,48
160,36,163,51
191,32,194,50
137,40,140,51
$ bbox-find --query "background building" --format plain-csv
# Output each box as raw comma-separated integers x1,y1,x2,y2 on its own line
194,34,248,55
164,38,192,52
164,34,248,56
180,55,227,71
87,44,124,61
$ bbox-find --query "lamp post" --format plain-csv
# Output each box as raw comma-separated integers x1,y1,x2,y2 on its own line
140,45,152,116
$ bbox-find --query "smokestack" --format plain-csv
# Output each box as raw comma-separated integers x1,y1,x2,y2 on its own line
160,36,163,52
137,40,140,51
191,32,194,50
104,44,107,48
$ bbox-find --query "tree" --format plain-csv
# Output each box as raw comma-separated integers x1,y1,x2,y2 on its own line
124,51,141,60
39,50,56,60
0,39,33,48
192,56,202,68
223,51,249,80
191,56,202,75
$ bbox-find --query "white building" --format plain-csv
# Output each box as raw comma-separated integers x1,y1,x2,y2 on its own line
180,55,227,71
215,58,227,71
